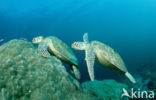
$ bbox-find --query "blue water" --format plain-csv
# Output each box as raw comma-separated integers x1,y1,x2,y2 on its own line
0,0,156,82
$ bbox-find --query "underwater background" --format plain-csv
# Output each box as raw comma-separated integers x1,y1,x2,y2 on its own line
0,0,156,84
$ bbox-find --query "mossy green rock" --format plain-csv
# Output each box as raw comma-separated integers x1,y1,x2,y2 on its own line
0,40,96,100
82,80,128,100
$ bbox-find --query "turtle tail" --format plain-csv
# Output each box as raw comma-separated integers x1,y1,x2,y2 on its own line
125,72,136,84
71,65,81,80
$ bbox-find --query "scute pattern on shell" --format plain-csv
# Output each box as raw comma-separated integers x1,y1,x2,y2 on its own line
91,41,127,72
46,36,78,65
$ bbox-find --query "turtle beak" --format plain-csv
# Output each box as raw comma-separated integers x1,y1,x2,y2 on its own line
71,43,75,48
71,42,77,49
32,39,35,43
32,38,37,44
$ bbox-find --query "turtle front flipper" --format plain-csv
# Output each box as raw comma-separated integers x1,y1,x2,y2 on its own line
83,33,89,43
38,42,50,57
85,44,95,81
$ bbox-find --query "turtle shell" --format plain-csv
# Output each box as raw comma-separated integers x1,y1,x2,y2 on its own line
91,41,127,73
46,36,78,66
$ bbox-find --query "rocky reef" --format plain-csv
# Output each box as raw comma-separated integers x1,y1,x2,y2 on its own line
124,64,156,99
137,63,156,93
0,39,130,100
82,80,128,100
0,40,96,100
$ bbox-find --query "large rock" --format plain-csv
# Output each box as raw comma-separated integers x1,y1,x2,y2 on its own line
0,40,96,100
82,80,128,100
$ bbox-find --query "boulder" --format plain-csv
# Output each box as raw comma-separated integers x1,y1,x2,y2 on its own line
0,40,96,100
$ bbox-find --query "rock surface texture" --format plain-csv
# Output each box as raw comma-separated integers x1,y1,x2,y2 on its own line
0,40,96,100
82,80,128,100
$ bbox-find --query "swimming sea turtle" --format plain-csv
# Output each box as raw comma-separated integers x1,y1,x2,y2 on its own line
72,33,136,83
32,36,80,79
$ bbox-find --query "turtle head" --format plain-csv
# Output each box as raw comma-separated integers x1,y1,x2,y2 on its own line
72,42,86,50
32,36,44,44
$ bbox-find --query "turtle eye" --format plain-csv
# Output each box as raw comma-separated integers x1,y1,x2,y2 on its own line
33,38,39,43
34,38,38,42
75,43,79,47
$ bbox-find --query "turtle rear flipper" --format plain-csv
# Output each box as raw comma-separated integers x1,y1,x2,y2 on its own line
38,42,50,57
70,65,81,80
125,72,136,83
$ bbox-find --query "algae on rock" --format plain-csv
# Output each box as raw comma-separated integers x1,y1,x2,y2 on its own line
82,80,128,100
0,40,96,100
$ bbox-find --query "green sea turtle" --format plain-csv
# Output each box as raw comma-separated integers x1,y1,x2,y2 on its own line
32,36,80,79
72,33,136,83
